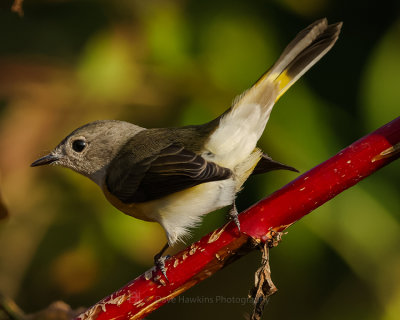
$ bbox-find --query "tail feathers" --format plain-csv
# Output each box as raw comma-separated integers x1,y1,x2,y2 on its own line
268,18,342,100
270,19,331,79
230,18,342,115
204,19,341,168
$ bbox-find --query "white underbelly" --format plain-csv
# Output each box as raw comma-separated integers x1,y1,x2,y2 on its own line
130,178,237,245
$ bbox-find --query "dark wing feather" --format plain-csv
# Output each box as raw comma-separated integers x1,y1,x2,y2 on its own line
252,153,298,175
106,144,232,203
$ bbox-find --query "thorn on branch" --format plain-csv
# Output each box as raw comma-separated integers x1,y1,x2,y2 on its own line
372,142,400,162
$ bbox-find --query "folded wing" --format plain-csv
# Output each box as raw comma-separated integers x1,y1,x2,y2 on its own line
106,144,232,203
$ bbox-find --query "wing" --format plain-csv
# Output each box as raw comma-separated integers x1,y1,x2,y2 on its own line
106,144,232,203
251,153,298,175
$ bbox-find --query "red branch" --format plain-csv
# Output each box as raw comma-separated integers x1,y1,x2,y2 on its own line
76,117,400,320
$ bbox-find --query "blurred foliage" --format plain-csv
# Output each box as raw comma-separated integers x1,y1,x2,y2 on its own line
0,0,399,319
0,178,8,220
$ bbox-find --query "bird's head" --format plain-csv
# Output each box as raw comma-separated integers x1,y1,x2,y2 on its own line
31,120,144,185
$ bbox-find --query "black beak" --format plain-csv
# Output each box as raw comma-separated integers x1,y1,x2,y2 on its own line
31,154,59,167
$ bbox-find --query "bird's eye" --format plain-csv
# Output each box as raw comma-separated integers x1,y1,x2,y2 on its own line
72,139,86,152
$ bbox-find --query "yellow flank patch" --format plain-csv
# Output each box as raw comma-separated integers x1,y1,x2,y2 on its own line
102,181,216,223
102,183,155,222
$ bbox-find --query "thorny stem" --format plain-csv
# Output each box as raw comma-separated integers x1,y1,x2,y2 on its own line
76,117,400,320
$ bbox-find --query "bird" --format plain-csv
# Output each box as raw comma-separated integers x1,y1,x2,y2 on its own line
31,18,342,278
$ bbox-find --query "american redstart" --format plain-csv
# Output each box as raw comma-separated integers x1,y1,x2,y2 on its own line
32,19,342,278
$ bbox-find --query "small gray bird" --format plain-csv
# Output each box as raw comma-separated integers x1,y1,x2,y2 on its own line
32,19,342,277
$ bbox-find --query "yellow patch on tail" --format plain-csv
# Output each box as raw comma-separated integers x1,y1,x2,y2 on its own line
274,70,293,101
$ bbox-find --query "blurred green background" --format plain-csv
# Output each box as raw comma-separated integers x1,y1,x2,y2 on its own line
0,0,399,319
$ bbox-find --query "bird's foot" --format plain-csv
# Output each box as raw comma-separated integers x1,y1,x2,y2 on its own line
154,253,170,283
228,201,241,232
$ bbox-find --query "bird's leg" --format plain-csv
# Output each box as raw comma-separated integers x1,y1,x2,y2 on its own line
228,200,241,232
154,242,170,282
